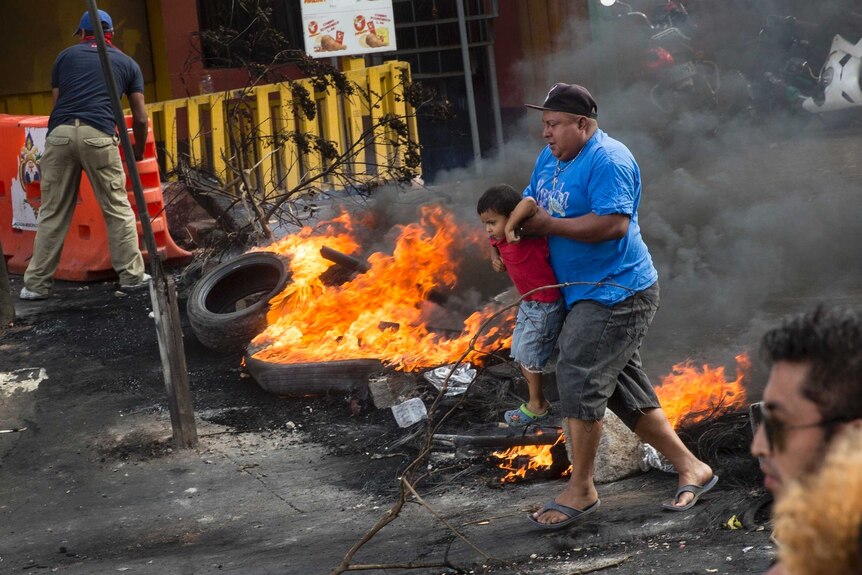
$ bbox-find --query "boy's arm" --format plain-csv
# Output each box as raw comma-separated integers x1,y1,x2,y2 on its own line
505,197,539,243
490,245,506,273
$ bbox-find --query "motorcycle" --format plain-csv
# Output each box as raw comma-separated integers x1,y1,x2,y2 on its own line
748,11,862,123
802,34,862,115
600,0,753,126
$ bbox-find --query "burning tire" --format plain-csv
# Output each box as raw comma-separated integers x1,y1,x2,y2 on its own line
244,353,382,396
187,252,290,353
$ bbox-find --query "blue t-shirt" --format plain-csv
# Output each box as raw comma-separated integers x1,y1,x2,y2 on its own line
49,41,144,136
523,129,657,307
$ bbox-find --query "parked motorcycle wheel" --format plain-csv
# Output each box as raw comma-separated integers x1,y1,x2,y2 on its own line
187,252,290,353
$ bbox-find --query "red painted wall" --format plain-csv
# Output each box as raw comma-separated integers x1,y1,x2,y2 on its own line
156,0,303,99
493,4,524,109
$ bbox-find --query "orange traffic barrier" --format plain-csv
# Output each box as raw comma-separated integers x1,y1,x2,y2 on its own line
0,114,191,281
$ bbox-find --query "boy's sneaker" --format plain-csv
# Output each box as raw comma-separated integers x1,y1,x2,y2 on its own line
19,286,49,301
119,273,152,291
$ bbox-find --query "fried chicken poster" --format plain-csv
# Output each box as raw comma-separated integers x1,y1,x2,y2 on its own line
301,0,396,58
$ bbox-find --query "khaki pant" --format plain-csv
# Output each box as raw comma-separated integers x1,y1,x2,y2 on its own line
23,121,145,294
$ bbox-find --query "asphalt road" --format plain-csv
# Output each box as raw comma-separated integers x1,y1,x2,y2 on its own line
3,125,862,574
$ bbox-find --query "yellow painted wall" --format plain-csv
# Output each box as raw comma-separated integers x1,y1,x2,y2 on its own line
0,1,157,115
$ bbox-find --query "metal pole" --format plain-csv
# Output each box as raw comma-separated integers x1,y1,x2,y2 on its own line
486,0,505,160
86,0,198,448
86,2,159,264
456,0,483,174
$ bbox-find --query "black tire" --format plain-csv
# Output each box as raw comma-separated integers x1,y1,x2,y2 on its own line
187,252,289,353
244,353,382,396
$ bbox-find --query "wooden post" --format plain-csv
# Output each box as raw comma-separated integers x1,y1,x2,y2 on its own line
149,275,198,448
0,239,15,333
87,0,197,448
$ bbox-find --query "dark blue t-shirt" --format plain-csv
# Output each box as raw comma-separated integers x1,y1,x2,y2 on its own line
49,41,144,136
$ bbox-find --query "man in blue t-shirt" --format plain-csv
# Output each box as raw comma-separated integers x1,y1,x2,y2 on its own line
519,83,717,530
20,9,150,300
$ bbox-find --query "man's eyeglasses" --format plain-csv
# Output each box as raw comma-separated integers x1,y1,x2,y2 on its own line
749,401,847,452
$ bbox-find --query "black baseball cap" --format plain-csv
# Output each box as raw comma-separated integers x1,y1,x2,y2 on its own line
526,83,598,119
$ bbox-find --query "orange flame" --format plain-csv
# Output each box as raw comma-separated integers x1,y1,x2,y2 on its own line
491,433,569,483
492,354,750,481
656,353,750,428
249,205,514,371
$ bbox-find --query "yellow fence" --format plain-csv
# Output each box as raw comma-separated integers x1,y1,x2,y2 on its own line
144,59,419,196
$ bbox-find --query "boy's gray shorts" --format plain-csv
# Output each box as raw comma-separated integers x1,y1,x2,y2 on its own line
555,282,661,430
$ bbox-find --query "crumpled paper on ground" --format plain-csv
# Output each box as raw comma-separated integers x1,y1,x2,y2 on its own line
423,363,476,396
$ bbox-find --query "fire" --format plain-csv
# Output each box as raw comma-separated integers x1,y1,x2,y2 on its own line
656,353,750,428
492,353,750,482
492,433,568,483
249,205,514,371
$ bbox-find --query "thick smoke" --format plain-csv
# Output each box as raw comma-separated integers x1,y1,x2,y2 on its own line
420,0,862,382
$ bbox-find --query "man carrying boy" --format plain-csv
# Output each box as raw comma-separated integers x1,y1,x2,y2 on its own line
478,184,566,426
518,83,715,529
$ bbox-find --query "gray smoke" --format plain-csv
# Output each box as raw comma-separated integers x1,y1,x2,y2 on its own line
420,0,862,382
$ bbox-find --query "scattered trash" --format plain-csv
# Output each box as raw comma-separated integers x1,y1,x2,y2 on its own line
368,373,417,408
725,515,744,530
423,363,476,396
638,443,677,473
742,546,754,553
391,397,427,427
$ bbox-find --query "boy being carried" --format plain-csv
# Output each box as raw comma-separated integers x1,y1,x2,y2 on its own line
477,184,566,426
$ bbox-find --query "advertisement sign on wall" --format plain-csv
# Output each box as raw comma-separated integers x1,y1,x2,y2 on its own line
301,0,396,58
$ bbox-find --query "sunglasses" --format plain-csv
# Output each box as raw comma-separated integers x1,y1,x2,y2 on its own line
749,401,846,452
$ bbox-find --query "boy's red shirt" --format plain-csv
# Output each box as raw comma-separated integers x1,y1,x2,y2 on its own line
491,236,562,303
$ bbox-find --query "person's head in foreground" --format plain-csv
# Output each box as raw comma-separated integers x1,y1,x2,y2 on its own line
751,305,862,498
772,425,862,574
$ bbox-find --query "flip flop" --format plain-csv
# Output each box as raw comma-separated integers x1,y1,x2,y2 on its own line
662,474,719,512
504,403,550,427
528,499,601,530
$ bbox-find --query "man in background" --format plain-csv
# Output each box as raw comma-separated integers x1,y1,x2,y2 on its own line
20,9,149,300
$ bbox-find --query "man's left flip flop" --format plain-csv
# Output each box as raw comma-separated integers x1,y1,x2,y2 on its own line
662,474,719,512
527,499,601,530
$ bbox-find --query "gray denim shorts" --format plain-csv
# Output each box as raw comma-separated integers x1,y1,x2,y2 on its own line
510,298,566,372
555,282,661,430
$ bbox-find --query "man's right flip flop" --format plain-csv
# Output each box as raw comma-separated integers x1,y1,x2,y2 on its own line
662,474,719,512
527,499,601,530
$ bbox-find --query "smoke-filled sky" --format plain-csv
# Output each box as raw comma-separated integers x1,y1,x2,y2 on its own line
299,1,862,391
381,0,862,386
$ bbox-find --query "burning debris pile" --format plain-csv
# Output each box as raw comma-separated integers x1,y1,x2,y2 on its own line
490,355,753,484
248,204,514,371
655,353,750,428
214,201,758,486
